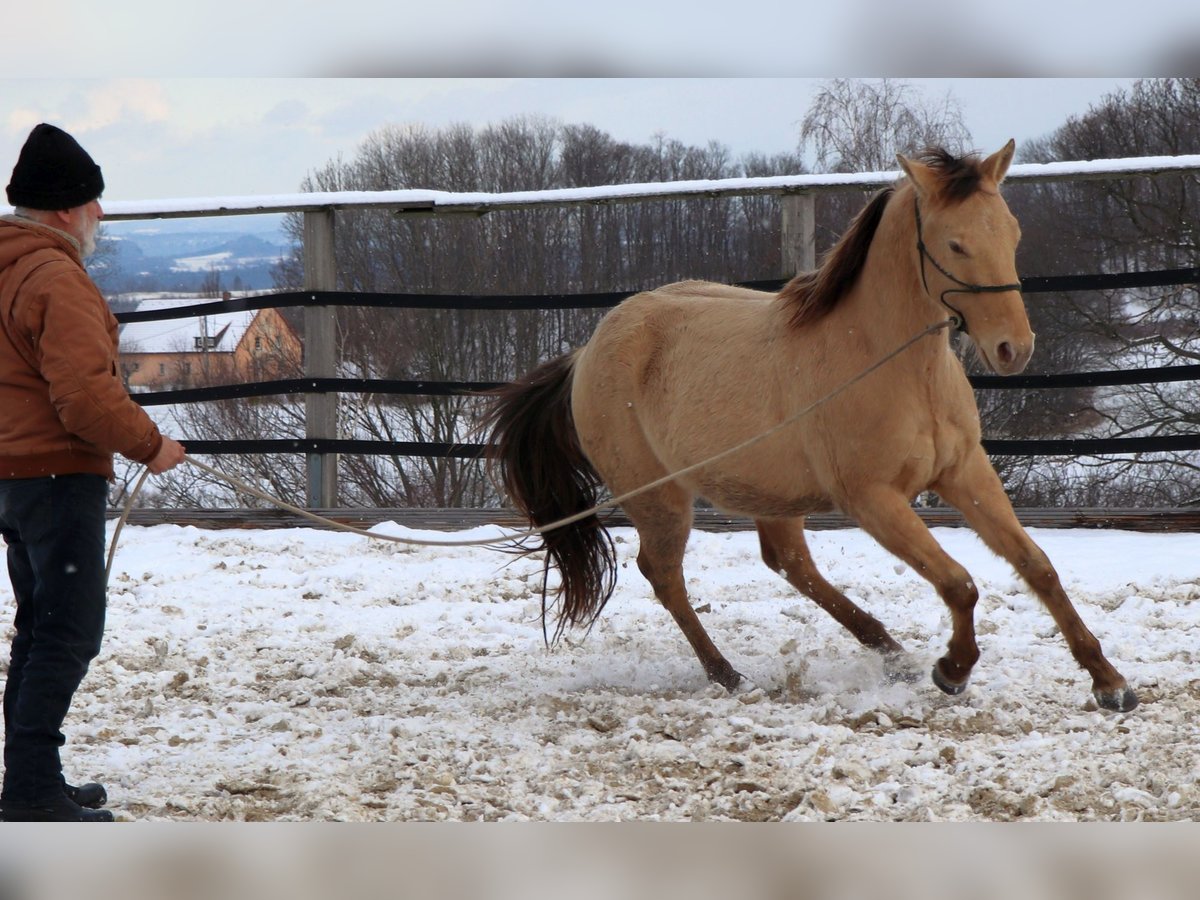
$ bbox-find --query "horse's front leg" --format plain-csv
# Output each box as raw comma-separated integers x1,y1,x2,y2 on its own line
934,449,1137,712
843,487,984,695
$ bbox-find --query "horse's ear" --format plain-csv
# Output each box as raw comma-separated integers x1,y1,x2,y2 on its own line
896,153,939,199
981,139,1017,185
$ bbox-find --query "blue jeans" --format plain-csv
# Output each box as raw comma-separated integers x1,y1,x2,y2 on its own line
0,475,108,802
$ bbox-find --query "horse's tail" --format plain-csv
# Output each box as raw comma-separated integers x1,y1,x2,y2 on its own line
480,351,617,642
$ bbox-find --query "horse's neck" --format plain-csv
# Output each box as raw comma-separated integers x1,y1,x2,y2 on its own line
839,197,947,352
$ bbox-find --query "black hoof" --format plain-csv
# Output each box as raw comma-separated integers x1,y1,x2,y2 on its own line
1093,685,1139,712
931,663,968,696
707,665,744,692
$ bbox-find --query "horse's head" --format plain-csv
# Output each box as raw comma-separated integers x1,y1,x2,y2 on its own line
897,140,1033,376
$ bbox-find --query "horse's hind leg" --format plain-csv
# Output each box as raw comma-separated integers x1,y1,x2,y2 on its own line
756,518,915,680
624,487,743,690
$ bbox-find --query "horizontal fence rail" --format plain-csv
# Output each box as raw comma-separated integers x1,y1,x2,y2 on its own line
115,267,1200,320
119,267,1200,459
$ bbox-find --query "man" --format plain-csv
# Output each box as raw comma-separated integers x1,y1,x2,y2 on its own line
0,123,186,822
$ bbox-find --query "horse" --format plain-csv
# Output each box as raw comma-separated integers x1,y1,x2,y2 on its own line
481,141,1138,713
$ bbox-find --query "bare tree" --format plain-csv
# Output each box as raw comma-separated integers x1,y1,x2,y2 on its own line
999,78,1200,505
799,79,973,259
199,266,224,299
800,78,972,173
265,117,805,508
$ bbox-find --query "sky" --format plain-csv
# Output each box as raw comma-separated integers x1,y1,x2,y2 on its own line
4,0,1198,80
0,77,1148,204
1,0,1197,206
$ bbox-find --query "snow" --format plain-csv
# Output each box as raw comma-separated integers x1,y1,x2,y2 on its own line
170,250,235,272
5,516,1197,822
38,152,1197,220
170,250,285,274
120,306,256,354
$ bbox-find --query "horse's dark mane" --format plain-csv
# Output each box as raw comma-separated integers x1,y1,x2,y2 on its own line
916,147,984,201
779,147,986,329
778,186,893,330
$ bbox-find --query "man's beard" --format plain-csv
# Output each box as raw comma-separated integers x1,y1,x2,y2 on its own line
79,217,98,258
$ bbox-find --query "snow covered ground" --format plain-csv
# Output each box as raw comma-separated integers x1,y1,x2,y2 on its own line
3,519,1198,823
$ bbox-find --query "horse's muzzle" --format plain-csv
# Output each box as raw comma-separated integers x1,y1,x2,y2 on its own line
987,332,1035,375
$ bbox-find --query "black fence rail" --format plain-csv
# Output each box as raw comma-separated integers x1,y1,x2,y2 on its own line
119,266,1200,460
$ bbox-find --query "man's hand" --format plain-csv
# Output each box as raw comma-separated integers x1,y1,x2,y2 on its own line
146,436,186,474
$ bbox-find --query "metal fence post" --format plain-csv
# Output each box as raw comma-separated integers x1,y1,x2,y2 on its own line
303,210,338,508
781,193,816,275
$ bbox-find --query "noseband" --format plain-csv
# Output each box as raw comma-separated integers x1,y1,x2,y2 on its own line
914,199,1023,334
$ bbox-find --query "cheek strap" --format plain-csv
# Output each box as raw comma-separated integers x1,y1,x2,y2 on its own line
914,201,1023,334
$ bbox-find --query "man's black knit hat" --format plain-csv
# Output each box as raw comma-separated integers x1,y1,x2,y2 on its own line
6,123,104,210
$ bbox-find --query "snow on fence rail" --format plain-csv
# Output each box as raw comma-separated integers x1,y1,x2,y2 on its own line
70,153,1200,220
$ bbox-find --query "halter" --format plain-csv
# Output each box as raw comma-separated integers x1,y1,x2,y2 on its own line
913,199,1023,334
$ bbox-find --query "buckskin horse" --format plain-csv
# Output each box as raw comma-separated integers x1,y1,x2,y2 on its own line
482,141,1137,713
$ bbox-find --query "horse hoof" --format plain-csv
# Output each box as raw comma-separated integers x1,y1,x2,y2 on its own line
883,653,922,685
708,666,744,692
931,663,968,696
1093,685,1139,713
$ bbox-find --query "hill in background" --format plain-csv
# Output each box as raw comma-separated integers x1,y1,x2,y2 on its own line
93,214,293,295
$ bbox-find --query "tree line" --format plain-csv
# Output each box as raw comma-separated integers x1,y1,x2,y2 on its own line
132,78,1200,511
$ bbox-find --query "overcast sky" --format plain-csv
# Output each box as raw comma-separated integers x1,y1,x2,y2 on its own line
0,1,1194,203
0,78,1148,203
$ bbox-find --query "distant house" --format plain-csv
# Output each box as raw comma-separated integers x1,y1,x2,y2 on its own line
118,293,302,391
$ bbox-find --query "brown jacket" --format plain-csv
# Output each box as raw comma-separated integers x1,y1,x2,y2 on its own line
0,215,163,479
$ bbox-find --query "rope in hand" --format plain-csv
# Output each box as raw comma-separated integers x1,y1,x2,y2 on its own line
105,318,955,581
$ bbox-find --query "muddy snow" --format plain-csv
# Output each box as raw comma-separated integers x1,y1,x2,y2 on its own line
5,521,1198,822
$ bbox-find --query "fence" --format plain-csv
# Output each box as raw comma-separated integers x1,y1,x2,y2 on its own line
99,153,1200,509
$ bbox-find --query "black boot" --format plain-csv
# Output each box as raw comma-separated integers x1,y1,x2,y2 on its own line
65,781,107,809
0,794,115,822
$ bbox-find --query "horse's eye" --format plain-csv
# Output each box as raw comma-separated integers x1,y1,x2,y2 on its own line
949,240,966,256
